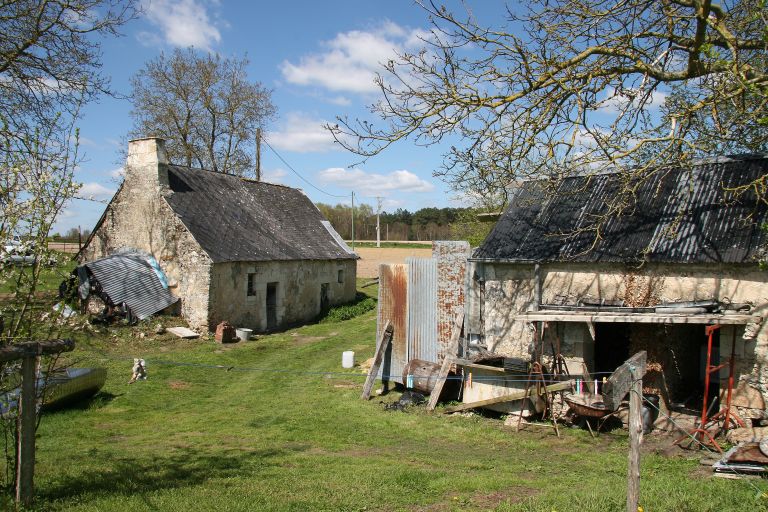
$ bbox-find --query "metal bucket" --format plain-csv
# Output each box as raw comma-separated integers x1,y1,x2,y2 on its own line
235,328,252,341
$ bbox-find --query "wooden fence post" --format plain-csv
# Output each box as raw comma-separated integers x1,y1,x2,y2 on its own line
626,357,646,512
16,354,37,507
0,339,75,508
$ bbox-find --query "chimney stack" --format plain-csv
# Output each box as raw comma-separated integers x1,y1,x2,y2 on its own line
126,137,169,188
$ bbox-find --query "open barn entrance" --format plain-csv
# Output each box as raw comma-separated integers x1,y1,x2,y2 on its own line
593,323,716,409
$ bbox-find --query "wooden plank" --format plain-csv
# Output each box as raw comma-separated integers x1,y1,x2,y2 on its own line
626,364,644,512
16,356,36,507
166,327,200,339
426,356,455,411
453,359,508,373
603,351,647,411
426,313,463,411
361,320,393,400
444,380,573,414
0,339,74,362
519,312,760,325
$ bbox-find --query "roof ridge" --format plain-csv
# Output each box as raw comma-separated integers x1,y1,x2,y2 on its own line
169,164,303,192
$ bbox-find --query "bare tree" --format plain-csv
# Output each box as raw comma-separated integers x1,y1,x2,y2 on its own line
329,0,767,209
129,49,277,177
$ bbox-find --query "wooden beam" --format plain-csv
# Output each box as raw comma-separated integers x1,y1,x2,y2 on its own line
427,313,463,411
0,339,74,362
453,358,508,373
443,380,573,414
361,321,393,400
519,312,759,325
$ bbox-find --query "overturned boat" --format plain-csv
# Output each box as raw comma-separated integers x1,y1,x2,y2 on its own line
1,367,107,415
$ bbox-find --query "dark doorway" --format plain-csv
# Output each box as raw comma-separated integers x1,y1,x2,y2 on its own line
320,283,330,312
593,322,714,409
593,323,631,377
266,282,278,330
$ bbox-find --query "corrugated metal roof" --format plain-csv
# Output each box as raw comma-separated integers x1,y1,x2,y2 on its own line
84,255,179,320
473,155,768,263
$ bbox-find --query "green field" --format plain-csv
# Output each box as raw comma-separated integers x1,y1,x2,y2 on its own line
1,282,764,511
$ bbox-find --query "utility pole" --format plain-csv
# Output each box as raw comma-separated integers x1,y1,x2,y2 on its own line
255,127,262,181
351,191,355,251
375,196,383,248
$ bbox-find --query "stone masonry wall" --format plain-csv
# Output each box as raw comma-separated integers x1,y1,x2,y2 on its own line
470,261,768,418
81,138,213,331
208,259,357,332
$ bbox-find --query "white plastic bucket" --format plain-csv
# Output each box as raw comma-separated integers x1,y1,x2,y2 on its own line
342,350,355,368
235,328,252,341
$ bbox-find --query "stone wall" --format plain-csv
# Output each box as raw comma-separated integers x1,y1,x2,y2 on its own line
81,138,213,331
208,259,357,331
470,261,768,418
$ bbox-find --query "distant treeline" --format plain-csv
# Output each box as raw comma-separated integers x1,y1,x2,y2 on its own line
316,203,493,245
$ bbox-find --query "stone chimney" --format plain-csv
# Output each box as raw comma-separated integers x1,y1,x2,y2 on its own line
126,137,170,188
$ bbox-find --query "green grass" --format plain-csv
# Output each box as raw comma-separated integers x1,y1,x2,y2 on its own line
2,282,764,511
0,253,75,294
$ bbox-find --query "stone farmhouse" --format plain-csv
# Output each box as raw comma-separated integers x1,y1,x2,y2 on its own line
80,137,358,332
466,154,768,420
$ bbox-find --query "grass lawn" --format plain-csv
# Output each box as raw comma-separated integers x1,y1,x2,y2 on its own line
3,282,765,511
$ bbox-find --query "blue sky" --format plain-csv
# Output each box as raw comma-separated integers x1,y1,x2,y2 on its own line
61,0,502,234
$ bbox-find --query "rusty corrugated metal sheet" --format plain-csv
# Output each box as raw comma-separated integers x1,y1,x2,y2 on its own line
377,264,408,384
434,241,471,361
407,257,438,363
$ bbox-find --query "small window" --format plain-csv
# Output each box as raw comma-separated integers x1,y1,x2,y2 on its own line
247,273,256,296
337,269,344,284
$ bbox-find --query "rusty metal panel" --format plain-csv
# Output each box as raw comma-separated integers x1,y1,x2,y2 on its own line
433,241,471,361
407,257,438,364
377,264,408,384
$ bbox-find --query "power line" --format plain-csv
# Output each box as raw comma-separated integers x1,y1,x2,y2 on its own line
260,135,347,199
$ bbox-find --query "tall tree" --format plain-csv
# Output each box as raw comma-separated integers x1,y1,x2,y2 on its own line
1,0,136,338
130,49,277,177
0,0,136,498
330,0,767,211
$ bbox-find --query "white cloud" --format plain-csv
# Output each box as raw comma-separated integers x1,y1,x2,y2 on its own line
280,21,428,94
318,167,434,196
109,167,125,179
78,182,115,201
140,0,221,51
597,87,668,114
262,168,287,184
267,112,343,153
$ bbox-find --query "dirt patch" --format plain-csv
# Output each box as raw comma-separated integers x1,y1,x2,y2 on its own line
292,335,326,346
417,487,540,511
355,247,434,278
168,380,191,390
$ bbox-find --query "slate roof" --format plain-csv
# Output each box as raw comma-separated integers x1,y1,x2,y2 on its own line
473,154,768,264
163,165,356,263
83,254,178,320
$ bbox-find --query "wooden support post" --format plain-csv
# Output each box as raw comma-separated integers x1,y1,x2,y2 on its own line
444,380,573,414
16,355,37,507
625,353,647,512
361,321,393,400
426,313,464,411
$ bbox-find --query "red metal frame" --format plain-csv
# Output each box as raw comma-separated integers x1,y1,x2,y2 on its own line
675,325,745,452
